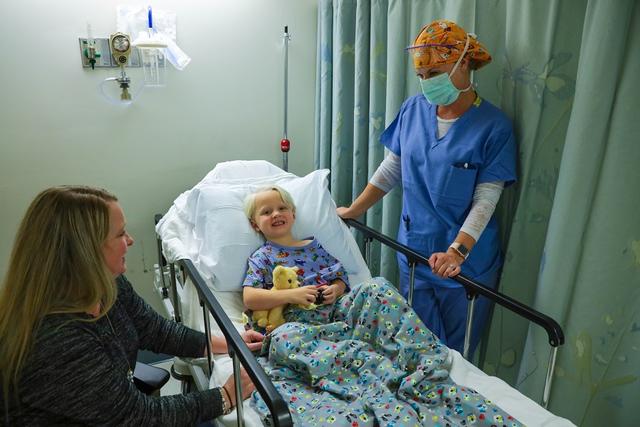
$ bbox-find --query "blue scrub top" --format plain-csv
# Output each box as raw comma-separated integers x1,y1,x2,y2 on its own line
381,94,517,289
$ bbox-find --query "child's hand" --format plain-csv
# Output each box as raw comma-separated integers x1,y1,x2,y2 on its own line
288,286,319,305
241,329,265,351
319,280,346,304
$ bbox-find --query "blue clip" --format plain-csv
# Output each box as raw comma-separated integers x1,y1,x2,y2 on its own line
147,6,153,31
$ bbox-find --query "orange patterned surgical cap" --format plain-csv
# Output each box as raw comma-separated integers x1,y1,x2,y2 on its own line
407,20,492,70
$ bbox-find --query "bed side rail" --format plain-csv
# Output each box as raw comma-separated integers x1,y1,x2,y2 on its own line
155,214,291,425
177,259,293,427
343,218,564,347
344,218,563,408
154,214,171,301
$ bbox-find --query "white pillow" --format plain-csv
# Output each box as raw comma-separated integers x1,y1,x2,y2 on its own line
158,160,371,292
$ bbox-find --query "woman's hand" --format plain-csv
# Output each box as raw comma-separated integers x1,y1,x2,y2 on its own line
207,330,264,355
319,280,346,304
222,367,255,409
429,251,464,278
287,286,319,305
241,329,264,351
208,335,229,355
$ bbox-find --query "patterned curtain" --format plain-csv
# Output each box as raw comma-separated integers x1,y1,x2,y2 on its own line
315,0,640,424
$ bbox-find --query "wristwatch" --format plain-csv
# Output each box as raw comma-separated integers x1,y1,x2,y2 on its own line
449,242,470,259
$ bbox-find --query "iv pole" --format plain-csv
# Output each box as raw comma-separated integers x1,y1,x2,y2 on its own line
280,26,291,171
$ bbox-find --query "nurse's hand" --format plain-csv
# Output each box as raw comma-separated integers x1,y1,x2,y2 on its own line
337,183,386,219
337,206,359,219
429,251,463,278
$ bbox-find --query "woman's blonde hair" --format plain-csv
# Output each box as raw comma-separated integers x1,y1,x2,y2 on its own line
0,186,118,404
243,185,296,221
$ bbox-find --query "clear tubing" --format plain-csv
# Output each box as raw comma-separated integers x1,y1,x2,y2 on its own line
99,75,144,106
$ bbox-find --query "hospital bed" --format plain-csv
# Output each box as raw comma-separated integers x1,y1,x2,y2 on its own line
153,160,574,426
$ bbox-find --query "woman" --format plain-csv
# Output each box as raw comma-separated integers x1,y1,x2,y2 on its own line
0,186,263,425
337,20,517,355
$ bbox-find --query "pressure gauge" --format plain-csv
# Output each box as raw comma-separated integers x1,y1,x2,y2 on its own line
109,32,131,66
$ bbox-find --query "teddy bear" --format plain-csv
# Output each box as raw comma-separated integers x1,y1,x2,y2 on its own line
251,265,315,333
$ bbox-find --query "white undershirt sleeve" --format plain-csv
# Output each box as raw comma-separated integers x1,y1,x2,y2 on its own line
460,181,504,241
369,152,401,193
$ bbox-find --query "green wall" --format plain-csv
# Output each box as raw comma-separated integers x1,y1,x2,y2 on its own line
0,0,318,311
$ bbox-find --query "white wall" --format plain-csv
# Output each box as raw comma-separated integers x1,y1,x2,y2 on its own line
0,0,318,310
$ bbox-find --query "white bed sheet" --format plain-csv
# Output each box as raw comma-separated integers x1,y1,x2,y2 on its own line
448,351,573,426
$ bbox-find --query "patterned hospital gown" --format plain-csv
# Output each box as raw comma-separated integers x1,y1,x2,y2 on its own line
242,238,350,291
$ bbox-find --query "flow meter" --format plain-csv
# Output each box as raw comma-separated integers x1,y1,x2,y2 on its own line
109,32,132,66
109,32,133,100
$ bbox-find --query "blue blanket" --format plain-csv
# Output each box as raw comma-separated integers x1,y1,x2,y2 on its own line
251,279,521,426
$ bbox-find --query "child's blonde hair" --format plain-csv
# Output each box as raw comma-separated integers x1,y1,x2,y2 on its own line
243,185,296,220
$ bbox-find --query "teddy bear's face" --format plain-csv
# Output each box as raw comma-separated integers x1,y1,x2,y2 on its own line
272,265,300,290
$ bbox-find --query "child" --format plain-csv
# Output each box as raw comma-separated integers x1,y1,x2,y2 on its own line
242,186,349,329
241,192,520,427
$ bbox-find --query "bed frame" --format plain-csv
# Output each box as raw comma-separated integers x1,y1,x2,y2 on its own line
154,214,564,427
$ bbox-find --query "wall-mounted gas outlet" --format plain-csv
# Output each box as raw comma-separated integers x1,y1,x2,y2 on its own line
79,38,112,68
79,37,145,68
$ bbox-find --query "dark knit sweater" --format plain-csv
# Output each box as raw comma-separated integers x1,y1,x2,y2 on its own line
2,275,224,426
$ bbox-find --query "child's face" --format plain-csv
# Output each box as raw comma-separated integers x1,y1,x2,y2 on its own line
251,190,295,240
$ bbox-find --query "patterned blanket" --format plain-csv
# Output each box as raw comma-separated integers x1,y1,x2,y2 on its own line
251,279,521,426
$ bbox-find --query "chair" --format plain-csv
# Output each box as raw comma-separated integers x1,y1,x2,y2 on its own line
133,362,171,396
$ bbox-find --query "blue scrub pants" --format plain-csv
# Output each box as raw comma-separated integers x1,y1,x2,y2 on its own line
400,273,497,357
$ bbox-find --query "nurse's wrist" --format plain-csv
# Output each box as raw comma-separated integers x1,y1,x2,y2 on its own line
447,248,466,263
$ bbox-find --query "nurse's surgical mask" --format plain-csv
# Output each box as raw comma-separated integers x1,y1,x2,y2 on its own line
419,34,472,106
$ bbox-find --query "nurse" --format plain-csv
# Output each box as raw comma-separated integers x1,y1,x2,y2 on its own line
337,19,517,356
